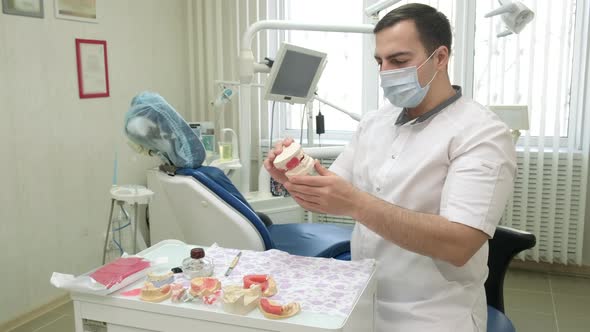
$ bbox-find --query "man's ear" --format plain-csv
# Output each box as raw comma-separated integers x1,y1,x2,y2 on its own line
435,46,450,69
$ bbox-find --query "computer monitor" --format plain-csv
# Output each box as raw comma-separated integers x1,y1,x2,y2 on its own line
264,42,327,105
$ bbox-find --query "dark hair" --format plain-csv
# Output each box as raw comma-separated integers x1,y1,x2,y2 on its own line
374,3,452,55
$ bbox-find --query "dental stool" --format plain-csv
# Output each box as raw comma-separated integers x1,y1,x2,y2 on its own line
147,166,353,260
486,226,536,332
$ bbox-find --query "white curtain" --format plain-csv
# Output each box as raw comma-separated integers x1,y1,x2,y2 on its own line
473,0,588,265
189,0,276,188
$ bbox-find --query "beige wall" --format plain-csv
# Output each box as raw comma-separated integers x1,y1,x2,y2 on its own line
0,0,191,324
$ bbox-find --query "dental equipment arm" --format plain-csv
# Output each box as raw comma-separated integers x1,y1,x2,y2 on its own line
314,95,361,122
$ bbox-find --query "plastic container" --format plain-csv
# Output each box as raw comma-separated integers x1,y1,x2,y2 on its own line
182,248,214,279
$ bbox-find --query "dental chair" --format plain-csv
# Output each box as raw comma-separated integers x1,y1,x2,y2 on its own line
147,166,353,259
486,225,536,332
124,92,353,260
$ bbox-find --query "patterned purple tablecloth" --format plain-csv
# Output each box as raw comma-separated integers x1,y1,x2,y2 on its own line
205,244,375,317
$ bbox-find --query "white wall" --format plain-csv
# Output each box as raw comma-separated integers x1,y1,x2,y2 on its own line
0,0,191,324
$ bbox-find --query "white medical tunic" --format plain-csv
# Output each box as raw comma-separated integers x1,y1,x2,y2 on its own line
330,87,517,332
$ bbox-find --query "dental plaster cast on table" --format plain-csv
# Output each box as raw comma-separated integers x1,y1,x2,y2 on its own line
129,246,299,317
125,243,373,318
137,270,295,317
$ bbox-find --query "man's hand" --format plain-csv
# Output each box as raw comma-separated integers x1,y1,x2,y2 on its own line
263,138,294,185
285,162,362,216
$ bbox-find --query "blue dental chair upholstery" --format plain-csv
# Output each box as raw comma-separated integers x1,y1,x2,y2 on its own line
172,167,353,259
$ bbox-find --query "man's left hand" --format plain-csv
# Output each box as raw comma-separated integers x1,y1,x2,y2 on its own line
284,162,362,216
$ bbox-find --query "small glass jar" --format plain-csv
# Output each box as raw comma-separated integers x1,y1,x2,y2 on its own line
182,248,214,279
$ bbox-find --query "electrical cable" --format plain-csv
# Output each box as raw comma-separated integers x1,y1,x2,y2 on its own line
111,205,132,255
269,101,276,150
300,103,306,144
316,99,325,148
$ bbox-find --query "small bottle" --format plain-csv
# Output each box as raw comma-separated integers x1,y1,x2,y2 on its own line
182,248,214,279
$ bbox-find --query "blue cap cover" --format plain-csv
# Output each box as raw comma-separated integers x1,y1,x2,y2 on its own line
124,92,206,168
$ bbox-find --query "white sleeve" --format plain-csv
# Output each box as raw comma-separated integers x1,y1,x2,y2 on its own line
439,121,517,237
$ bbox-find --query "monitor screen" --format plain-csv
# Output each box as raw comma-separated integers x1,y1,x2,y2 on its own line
269,50,324,99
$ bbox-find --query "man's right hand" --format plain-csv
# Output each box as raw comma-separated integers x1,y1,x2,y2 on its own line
263,137,294,185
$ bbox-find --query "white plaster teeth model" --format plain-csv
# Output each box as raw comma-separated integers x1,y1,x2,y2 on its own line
139,282,172,303
273,141,315,178
243,274,277,297
189,277,221,298
259,298,301,319
222,284,262,315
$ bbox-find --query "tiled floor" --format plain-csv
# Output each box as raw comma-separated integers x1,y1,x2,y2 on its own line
504,269,590,332
9,301,74,332
7,269,590,331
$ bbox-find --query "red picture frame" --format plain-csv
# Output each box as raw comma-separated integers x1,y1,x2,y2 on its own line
75,38,110,98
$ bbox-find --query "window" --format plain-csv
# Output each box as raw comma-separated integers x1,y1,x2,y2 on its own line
272,0,588,147
276,0,458,142
473,0,578,139
279,0,365,142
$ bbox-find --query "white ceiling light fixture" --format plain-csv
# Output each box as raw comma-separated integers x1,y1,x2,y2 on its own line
485,0,535,38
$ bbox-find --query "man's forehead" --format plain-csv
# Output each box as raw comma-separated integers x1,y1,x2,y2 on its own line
374,20,425,57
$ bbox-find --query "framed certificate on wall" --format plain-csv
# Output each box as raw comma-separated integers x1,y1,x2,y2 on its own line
2,0,44,18
75,38,109,99
55,0,97,23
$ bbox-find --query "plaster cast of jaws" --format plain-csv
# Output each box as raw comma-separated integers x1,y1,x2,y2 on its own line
259,298,301,319
190,277,222,298
222,284,263,315
140,283,172,303
273,141,316,178
243,274,278,297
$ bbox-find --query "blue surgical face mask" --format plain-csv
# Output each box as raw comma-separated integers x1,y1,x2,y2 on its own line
380,50,438,108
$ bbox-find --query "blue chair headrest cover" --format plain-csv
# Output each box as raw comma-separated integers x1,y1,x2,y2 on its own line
124,92,206,168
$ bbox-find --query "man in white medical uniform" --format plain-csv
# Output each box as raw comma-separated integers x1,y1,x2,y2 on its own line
265,3,516,331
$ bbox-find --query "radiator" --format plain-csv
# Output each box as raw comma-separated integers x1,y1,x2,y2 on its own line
502,152,585,264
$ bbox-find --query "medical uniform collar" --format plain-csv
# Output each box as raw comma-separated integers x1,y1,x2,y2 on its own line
395,85,462,126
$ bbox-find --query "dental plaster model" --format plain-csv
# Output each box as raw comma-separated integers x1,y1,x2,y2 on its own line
190,277,221,298
259,298,301,319
222,284,263,315
243,274,277,297
170,283,187,303
272,141,315,178
146,270,174,288
139,282,172,302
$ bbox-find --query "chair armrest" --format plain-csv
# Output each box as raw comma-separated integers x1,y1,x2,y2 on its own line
486,225,536,312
